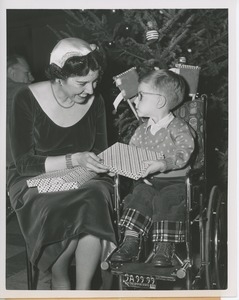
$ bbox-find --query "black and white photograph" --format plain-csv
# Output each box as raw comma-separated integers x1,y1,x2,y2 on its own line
0,0,237,298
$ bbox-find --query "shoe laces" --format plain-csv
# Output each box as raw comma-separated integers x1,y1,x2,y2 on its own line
120,236,139,252
154,242,175,258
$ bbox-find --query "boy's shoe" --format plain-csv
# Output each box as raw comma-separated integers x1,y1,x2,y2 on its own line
151,242,175,267
110,236,140,262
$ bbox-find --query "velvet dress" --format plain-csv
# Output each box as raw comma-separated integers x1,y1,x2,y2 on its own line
7,86,117,272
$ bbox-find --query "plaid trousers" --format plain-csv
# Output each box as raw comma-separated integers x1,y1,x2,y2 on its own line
119,177,186,243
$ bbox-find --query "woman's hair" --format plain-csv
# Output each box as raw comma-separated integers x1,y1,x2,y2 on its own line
139,68,186,110
45,49,106,81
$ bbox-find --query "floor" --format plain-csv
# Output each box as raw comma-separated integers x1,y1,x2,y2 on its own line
6,213,51,290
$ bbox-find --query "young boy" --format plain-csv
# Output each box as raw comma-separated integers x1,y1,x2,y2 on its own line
111,69,195,267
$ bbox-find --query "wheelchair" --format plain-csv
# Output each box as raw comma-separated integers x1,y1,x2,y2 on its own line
101,73,227,291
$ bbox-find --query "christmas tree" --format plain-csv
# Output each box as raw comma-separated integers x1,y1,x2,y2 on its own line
48,9,228,189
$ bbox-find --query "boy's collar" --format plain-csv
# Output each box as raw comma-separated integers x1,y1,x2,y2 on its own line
146,112,175,135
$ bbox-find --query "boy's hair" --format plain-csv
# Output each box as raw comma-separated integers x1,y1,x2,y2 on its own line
140,69,186,110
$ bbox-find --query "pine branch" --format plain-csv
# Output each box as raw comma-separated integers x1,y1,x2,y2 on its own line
134,13,148,31
87,10,105,27
120,50,146,61
66,24,76,37
63,18,84,28
158,9,187,41
170,14,196,44
64,10,83,23
161,28,190,59
111,37,152,63
159,9,172,19
46,25,64,39
190,32,228,62
184,28,206,46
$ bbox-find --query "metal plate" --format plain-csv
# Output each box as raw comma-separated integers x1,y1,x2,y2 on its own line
122,273,156,289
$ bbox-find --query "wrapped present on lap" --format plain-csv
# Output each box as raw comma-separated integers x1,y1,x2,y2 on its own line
27,142,164,193
98,142,164,180
27,166,97,193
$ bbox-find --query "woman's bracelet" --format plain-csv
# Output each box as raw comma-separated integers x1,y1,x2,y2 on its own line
65,153,73,169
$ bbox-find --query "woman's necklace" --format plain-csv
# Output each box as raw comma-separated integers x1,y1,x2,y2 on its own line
51,83,75,109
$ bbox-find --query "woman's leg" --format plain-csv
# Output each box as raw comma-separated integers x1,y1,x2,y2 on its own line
51,239,78,290
75,234,101,290
51,234,101,290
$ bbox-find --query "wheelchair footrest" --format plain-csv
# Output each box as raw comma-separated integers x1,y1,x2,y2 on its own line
111,262,178,289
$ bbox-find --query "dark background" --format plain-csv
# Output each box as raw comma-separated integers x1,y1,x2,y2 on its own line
7,9,119,144
7,10,69,81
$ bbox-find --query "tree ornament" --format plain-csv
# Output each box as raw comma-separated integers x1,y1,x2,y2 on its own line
107,41,115,48
119,24,131,37
178,56,187,64
146,21,159,43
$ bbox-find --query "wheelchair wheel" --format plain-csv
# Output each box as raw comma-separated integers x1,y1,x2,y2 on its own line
205,185,227,289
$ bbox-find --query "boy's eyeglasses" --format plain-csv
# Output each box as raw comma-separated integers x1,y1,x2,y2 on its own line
137,91,163,101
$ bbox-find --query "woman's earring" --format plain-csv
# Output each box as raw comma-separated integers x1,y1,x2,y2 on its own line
58,80,62,86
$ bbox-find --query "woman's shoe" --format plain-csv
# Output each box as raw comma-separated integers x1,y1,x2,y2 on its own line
110,236,140,262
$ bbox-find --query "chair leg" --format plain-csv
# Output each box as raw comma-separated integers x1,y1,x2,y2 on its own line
25,248,39,290
6,195,40,290
101,269,114,290
6,192,15,224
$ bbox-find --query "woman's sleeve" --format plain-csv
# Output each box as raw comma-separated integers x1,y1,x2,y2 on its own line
92,94,108,154
9,88,46,176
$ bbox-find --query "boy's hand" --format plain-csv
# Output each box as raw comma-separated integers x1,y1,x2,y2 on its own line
73,152,109,173
107,171,115,177
141,160,166,178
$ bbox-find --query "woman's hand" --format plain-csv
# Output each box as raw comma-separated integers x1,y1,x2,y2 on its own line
72,152,109,173
141,160,166,178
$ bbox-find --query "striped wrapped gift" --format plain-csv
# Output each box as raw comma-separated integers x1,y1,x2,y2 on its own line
27,142,164,193
98,142,164,180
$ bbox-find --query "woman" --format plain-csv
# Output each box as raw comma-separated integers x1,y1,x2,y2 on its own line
7,38,117,290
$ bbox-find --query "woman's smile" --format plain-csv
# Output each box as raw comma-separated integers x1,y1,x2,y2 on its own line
72,93,89,103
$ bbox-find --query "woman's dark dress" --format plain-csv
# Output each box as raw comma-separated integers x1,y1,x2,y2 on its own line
7,86,116,272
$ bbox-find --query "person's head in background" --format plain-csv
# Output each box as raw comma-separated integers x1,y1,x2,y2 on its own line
134,69,185,122
7,54,34,84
